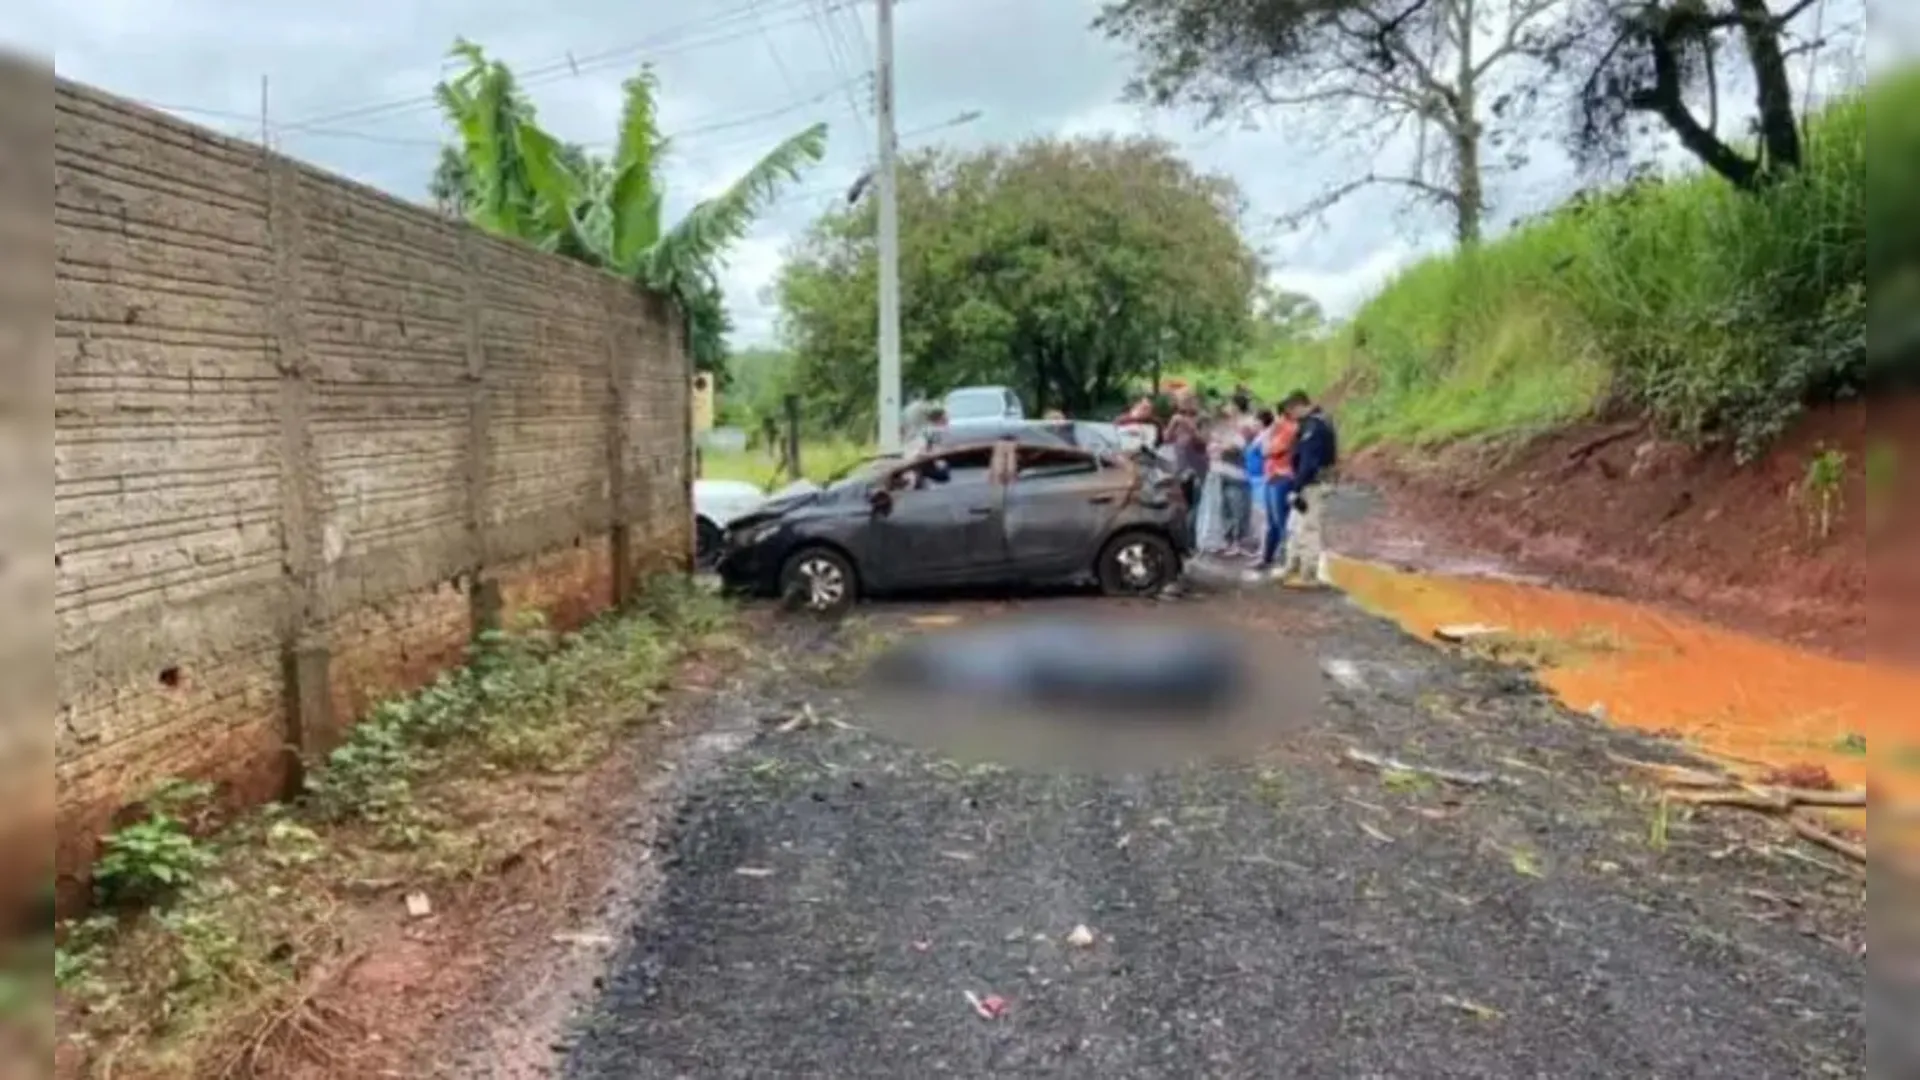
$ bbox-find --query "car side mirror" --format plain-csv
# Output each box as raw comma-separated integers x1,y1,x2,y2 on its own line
869,488,893,516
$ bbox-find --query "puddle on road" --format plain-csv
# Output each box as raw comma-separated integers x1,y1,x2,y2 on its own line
1328,556,1917,831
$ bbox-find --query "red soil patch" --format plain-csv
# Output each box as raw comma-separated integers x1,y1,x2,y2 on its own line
1339,396,1909,660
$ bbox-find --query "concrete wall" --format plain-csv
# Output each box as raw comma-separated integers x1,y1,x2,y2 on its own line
52,77,692,895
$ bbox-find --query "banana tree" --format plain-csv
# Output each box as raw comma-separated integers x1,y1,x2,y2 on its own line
434,40,827,370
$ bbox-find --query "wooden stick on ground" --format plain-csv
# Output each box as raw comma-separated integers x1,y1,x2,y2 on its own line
1664,784,1866,811
1790,813,1867,864
1604,752,1732,789
1666,788,1793,811
1775,787,1869,808
1345,748,1499,788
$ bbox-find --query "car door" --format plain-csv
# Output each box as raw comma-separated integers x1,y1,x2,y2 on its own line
868,445,1009,588
1002,445,1126,578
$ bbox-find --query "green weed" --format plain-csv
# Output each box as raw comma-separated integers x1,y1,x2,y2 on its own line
52,576,736,1076
93,780,219,908
1798,444,1849,541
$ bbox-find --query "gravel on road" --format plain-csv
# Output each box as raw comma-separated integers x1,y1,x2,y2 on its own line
559,586,1862,1080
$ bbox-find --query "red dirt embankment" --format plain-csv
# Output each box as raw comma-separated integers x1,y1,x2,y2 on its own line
1341,396,1911,660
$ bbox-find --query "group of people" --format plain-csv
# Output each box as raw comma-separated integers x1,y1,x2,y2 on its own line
1123,386,1339,586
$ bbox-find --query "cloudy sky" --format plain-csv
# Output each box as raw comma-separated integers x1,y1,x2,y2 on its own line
20,0,1885,346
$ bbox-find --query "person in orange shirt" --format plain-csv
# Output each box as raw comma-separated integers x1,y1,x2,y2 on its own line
1257,407,1299,570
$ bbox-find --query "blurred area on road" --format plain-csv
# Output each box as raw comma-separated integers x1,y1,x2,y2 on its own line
851,606,1325,772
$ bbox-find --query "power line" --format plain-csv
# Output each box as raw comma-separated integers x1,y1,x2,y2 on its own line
806,0,875,146
150,73,865,160
280,0,846,133
839,0,878,68
760,113,978,208
749,0,806,106
129,0,981,154
670,75,865,143
281,0,818,130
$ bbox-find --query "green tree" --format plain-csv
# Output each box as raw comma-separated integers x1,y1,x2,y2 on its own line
776,136,1260,432
723,345,798,431
1256,287,1326,344
432,39,827,377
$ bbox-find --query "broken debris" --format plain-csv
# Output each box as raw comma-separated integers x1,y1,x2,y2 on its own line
1607,753,1867,865
964,990,1008,1020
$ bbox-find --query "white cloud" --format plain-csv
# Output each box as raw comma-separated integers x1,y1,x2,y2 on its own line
716,232,790,344
21,0,1869,352
1271,243,1427,319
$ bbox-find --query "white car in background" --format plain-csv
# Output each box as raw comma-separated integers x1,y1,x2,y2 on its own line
943,385,1025,422
694,479,771,567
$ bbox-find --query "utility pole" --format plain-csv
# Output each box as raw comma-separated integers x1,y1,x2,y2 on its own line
874,0,902,453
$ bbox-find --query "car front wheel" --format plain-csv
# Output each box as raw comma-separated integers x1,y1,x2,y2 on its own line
1097,530,1177,597
779,545,857,615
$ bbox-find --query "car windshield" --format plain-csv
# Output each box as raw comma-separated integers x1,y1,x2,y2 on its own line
827,454,899,489
944,389,1006,421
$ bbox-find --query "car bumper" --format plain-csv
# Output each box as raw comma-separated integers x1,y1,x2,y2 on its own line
714,541,776,596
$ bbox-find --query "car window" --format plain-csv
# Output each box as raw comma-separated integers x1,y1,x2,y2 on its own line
1015,446,1099,482
889,446,996,492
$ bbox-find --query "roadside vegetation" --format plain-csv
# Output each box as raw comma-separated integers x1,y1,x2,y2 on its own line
1100,0,1889,462
700,438,873,489
1217,79,1885,457
50,579,735,1078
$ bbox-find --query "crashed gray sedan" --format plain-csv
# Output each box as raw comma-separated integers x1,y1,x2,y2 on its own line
714,438,1191,613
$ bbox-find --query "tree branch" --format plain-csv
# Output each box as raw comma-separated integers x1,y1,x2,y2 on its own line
1331,4,1457,108
1699,0,1821,29
1275,170,1460,233
1472,0,1562,82
1629,29,1761,190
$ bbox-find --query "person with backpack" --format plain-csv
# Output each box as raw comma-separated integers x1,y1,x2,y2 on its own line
1276,391,1339,587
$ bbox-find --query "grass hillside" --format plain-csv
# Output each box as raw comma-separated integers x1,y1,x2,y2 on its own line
1225,70,1900,459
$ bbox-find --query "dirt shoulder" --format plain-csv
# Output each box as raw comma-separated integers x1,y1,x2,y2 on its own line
1334,399,1888,657
549,594,1861,1079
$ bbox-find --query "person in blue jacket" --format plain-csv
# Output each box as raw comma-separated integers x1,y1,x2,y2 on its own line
1243,409,1272,558
1277,391,1339,586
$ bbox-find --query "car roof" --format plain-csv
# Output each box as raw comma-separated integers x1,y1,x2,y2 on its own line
931,419,1075,445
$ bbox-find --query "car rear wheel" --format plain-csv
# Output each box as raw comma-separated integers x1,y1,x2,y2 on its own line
695,517,724,568
1097,530,1177,597
779,546,857,615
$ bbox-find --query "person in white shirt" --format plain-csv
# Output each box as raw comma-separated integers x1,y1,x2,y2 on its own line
1209,413,1251,556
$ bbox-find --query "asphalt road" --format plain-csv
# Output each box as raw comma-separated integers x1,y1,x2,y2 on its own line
561,585,1863,1079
